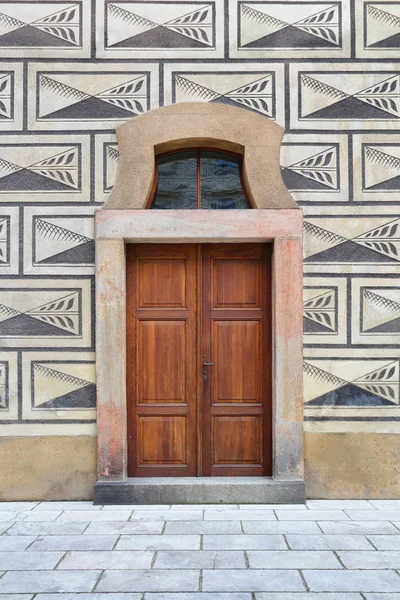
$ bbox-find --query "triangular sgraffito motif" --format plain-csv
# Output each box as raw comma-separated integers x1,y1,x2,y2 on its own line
174,72,275,117
366,3,400,48
281,145,338,190
239,2,340,49
105,143,119,193
0,218,8,266
304,217,400,264
304,359,400,406
362,288,400,334
38,72,148,121
106,2,214,49
0,74,12,120
0,3,81,47
303,288,337,334
363,145,400,191
32,362,95,409
0,146,80,192
300,71,400,120
0,289,82,338
34,217,94,266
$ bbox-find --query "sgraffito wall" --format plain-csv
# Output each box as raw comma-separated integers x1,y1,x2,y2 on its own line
1,0,400,499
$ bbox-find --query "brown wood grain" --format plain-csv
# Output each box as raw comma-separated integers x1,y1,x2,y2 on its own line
127,243,272,477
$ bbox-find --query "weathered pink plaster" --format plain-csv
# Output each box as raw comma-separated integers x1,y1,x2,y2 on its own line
95,209,304,482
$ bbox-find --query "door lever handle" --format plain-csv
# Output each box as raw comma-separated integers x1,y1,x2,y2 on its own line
203,362,215,367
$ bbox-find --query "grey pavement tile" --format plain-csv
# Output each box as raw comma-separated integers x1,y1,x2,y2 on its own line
0,512,44,522
318,522,399,535
203,535,286,550
304,570,400,592
346,510,400,521
306,500,374,510
0,503,38,511
35,502,100,511
57,510,133,522
165,521,243,534
369,501,400,509
242,521,321,534
58,550,154,570
103,505,170,511
286,534,373,550
275,510,349,521
202,569,305,592
365,595,400,599
0,595,34,600
27,534,119,551
154,550,246,569
131,511,204,521
204,510,276,521
0,550,64,570
0,536,36,550
97,569,200,592
368,535,400,550
255,595,363,599
34,595,142,600
5,522,88,536
338,550,400,569
20,511,62,522
247,550,342,569
145,594,251,600
116,534,200,551
239,504,307,510
84,521,163,535
0,570,101,593
170,505,238,511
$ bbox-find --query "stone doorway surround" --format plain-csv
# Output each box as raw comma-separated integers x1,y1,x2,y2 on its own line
94,103,305,504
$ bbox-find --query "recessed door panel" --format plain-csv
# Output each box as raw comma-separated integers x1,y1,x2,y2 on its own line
212,416,263,466
213,321,261,403
137,320,186,404
212,259,262,309
137,259,187,308
137,416,187,466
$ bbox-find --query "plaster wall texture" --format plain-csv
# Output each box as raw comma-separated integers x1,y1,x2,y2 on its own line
0,0,399,498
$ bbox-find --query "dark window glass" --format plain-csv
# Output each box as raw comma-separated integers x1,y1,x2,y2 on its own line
151,151,197,209
149,150,250,209
200,151,248,209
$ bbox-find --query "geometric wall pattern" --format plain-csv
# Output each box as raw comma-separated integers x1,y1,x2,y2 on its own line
1,0,400,433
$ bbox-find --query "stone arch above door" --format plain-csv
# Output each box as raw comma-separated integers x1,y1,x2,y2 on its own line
102,102,297,210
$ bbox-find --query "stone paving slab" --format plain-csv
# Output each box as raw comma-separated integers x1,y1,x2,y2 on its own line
58,550,154,570
84,521,164,535
145,594,251,599
0,570,102,593
255,595,363,600
368,534,400,549
318,521,400,535
202,569,305,592
97,569,200,592
0,550,63,570
242,521,322,534
247,550,342,569
303,570,400,592
164,521,243,534
35,595,142,600
154,550,246,569
203,534,286,550
338,549,400,569
6,522,89,536
116,534,201,551
28,534,119,551
286,534,374,550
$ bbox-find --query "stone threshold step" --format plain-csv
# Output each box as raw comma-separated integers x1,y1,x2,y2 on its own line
94,476,306,505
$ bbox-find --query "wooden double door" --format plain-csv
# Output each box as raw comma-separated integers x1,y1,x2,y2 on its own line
126,243,272,477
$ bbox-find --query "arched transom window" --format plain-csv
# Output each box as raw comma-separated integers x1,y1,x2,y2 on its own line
148,149,251,209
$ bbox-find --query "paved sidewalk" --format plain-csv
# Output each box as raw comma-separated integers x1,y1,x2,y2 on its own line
0,500,398,598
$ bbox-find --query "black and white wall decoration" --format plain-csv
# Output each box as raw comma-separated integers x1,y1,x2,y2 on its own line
0,1,90,57
1,0,400,434
22,351,95,421
164,63,285,124
356,1,400,58
28,63,159,130
230,0,351,58
97,0,224,58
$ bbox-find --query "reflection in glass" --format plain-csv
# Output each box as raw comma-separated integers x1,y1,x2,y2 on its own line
200,151,248,209
151,151,197,209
